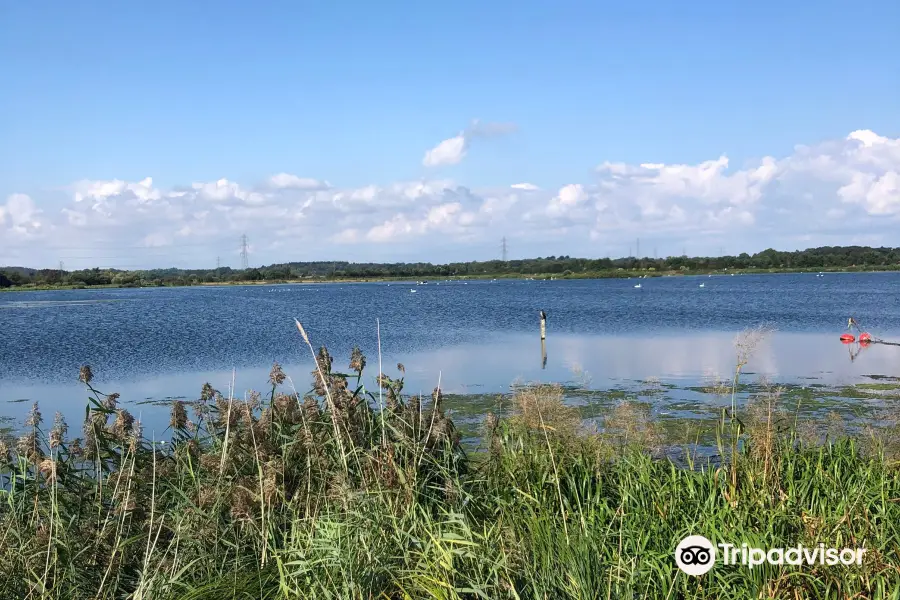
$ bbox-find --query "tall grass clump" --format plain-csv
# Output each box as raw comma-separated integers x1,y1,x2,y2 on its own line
0,324,898,599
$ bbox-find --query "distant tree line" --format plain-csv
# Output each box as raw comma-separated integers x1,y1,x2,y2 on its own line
3,245,900,289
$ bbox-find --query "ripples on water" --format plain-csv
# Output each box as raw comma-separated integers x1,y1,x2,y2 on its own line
2,272,900,437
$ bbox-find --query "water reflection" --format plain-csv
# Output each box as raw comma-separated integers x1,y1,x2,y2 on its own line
3,330,900,437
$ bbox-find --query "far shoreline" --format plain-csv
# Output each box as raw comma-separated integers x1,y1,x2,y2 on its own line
0,265,894,293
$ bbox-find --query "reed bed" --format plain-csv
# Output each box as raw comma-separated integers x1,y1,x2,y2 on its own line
1,326,899,599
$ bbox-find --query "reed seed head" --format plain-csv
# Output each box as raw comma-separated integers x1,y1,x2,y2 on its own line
349,346,366,374
16,431,43,462
38,458,57,484
170,400,188,430
25,401,42,428
49,412,68,448
79,365,93,384
302,395,321,422
734,324,775,366
103,392,120,411
294,318,311,346
200,382,215,402
68,438,83,458
111,409,135,441
269,362,286,386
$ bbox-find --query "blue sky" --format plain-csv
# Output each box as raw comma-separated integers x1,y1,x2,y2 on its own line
1,1,899,269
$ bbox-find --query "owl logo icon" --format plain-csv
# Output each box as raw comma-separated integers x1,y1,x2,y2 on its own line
675,535,716,576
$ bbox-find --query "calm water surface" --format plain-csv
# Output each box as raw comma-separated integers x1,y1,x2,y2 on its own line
3,272,900,435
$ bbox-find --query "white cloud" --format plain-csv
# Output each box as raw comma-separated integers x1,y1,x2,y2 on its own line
268,173,330,190
4,129,900,268
422,134,468,167
556,184,587,207
0,193,42,235
73,177,161,204
191,178,267,204
422,120,518,167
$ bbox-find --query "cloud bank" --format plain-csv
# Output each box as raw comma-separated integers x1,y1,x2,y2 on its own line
2,130,899,269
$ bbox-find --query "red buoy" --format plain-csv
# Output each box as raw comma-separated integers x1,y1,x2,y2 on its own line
859,332,872,343
840,333,855,343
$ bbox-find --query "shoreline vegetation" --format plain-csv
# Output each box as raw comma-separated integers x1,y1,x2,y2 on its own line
2,325,900,598
4,244,900,292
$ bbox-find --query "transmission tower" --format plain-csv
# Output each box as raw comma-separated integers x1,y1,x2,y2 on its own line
58,260,64,272
240,234,249,269
501,236,508,261
216,256,221,270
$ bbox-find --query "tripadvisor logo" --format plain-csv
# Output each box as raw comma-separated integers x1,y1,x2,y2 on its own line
675,535,867,575
675,535,716,576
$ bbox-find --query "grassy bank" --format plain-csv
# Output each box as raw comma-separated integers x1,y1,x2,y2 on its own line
2,329,900,599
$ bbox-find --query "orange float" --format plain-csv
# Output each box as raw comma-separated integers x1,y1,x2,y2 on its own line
840,333,855,343
859,332,872,343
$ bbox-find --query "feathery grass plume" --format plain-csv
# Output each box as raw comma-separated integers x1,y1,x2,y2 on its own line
230,485,255,521
269,361,286,386
247,390,262,412
273,392,299,422
570,363,592,389
302,395,321,422
725,324,776,497
200,382,215,402
199,452,219,472
603,400,662,453
262,459,280,504
49,411,68,448
702,369,732,397
484,412,498,434
79,364,93,384
24,401,42,428
311,347,334,391
16,430,42,462
111,409,135,441
511,384,580,438
734,323,775,367
0,437,10,464
38,458,58,484
349,346,366,375
170,400,188,429
295,318,348,473
103,392,120,411
68,437,83,458
744,383,788,485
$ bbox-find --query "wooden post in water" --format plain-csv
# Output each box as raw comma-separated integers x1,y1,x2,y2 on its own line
539,310,547,340
541,338,547,369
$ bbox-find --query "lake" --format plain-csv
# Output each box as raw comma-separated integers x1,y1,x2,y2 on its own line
3,272,900,441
